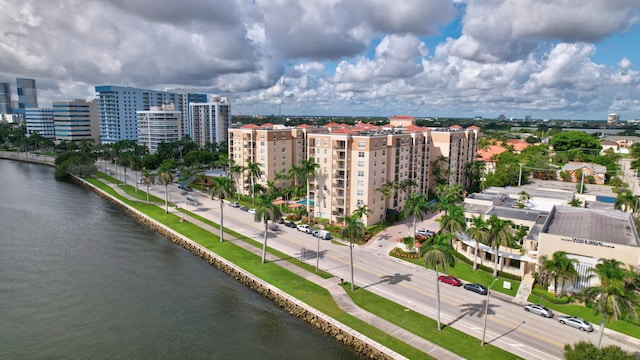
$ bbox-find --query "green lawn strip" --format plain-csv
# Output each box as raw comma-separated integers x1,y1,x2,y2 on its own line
392,253,520,297
85,178,432,357
526,295,640,338
347,285,520,359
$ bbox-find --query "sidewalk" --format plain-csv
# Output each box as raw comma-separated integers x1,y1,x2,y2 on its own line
97,178,463,360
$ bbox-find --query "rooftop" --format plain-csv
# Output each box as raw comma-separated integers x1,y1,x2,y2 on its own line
544,206,639,247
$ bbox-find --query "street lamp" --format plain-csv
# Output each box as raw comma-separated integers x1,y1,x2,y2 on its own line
481,278,499,346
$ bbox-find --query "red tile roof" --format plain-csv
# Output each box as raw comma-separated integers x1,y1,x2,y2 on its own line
240,124,260,129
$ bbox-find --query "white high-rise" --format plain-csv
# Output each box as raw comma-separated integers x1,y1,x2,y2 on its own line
189,97,231,148
137,104,181,154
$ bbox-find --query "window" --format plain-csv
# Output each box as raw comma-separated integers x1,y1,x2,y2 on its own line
357,180,364,187
358,161,364,167
357,190,364,196
357,199,364,205
358,171,364,177
358,141,365,149
260,134,265,139
324,139,328,145
358,151,365,158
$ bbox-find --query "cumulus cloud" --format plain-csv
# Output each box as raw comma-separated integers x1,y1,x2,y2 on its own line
0,0,639,119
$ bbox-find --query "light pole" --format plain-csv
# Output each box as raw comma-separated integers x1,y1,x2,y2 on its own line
580,167,586,194
481,278,499,346
518,163,523,187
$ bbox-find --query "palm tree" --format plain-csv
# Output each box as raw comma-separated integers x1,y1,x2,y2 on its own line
300,158,320,216
377,180,398,214
229,164,244,200
244,160,262,204
543,251,578,297
211,176,236,243
438,204,466,237
141,169,156,205
398,178,418,198
353,204,373,222
614,190,638,213
466,215,489,271
404,193,431,236
421,232,455,331
582,258,640,348
157,166,174,213
339,213,366,291
254,194,282,264
487,214,514,277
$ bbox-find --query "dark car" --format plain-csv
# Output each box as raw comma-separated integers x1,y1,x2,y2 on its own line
284,221,297,228
463,283,488,295
438,275,462,287
240,206,249,212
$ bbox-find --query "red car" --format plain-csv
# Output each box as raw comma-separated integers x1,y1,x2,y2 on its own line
438,275,462,286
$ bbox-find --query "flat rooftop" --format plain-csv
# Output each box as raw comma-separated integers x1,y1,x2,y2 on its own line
544,206,639,247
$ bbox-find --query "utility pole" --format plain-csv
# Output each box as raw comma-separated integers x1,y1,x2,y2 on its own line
482,279,499,346
518,163,523,187
580,167,586,194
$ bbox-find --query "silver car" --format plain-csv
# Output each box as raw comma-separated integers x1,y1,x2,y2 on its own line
523,304,554,318
558,316,594,332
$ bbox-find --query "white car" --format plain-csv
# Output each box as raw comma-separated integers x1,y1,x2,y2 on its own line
228,201,240,208
558,316,594,332
297,224,312,234
523,304,554,318
416,228,434,237
248,208,256,214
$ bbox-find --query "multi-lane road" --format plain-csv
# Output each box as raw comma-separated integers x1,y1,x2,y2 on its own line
113,170,640,359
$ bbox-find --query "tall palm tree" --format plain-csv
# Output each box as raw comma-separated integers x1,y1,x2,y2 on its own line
300,158,320,216
157,166,174,213
421,232,455,331
211,176,236,243
377,180,398,213
339,213,366,291
438,204,466,237
466,215,489,270
582,258,640,348
353,204,373,222
543,251,578,297
229,164,244,200
244,160,262,204
487,214,514,277
398,178,418,198
404,193,431,236
614,190,638,213
141,169,156,205
254,194,282,264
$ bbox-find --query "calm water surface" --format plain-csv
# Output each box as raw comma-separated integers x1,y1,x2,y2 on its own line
0,160,363,359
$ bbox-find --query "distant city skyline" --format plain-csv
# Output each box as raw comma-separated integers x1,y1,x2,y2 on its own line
2,1,639,120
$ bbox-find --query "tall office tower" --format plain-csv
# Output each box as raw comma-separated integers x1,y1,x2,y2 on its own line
0,82,11,114
25,108,55,139
137,104,181,154
189,97,231,149
52,99,96,143
17,78,38,111
174,90,208,138
608,113,620,124
95,85,181,143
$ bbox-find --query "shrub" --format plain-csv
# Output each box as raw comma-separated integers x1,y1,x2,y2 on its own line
531,286,571,304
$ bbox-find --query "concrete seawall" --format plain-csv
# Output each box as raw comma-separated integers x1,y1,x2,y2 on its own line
73,176,397,360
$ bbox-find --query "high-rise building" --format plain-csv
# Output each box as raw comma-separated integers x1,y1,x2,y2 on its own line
52,99,98,143
95,85,181,143
228,119,479,226
137,104,181,154
16,78,38,112
0,82,11,114
173,90,208,138
608,113,620,124
189,97,231,149
25,108,55,139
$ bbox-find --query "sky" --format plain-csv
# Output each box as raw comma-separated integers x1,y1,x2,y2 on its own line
2,0,640,120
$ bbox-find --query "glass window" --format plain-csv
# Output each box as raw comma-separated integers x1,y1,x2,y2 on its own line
357,190,364,196
358,161,364,167
358,152,365,158
358,171,364,177
358,141,365,149
357,180,364,187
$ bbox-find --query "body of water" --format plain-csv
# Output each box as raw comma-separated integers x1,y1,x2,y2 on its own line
0,160,363,359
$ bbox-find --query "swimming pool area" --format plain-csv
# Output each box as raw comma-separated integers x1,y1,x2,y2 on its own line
297,198,314,206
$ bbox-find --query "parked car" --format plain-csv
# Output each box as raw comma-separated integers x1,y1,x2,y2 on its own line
240,206,249,212
463,283,488,295
248,208,256,214
284,222,297,228
416,228,435,237
438,275,462,287
228,201,240,208
297,224,312,234
312,230,331,240
523,304,554,318
558,316,594,332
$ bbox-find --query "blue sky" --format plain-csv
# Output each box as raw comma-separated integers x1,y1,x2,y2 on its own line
2,0,639,120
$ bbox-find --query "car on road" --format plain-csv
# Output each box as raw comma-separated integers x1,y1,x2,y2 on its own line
297,224,312,234
312,230,331,240
463,283,488,295
558,316,594,332
523,304,554,318
228,201,240,208
438,275,462,286
284,221,297,228
248,208,256,214
240,206,249,212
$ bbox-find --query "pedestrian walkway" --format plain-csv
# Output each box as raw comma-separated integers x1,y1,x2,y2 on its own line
95,178,463,360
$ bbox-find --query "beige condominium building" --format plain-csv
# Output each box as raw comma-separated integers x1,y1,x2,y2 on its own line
228,117,479,226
